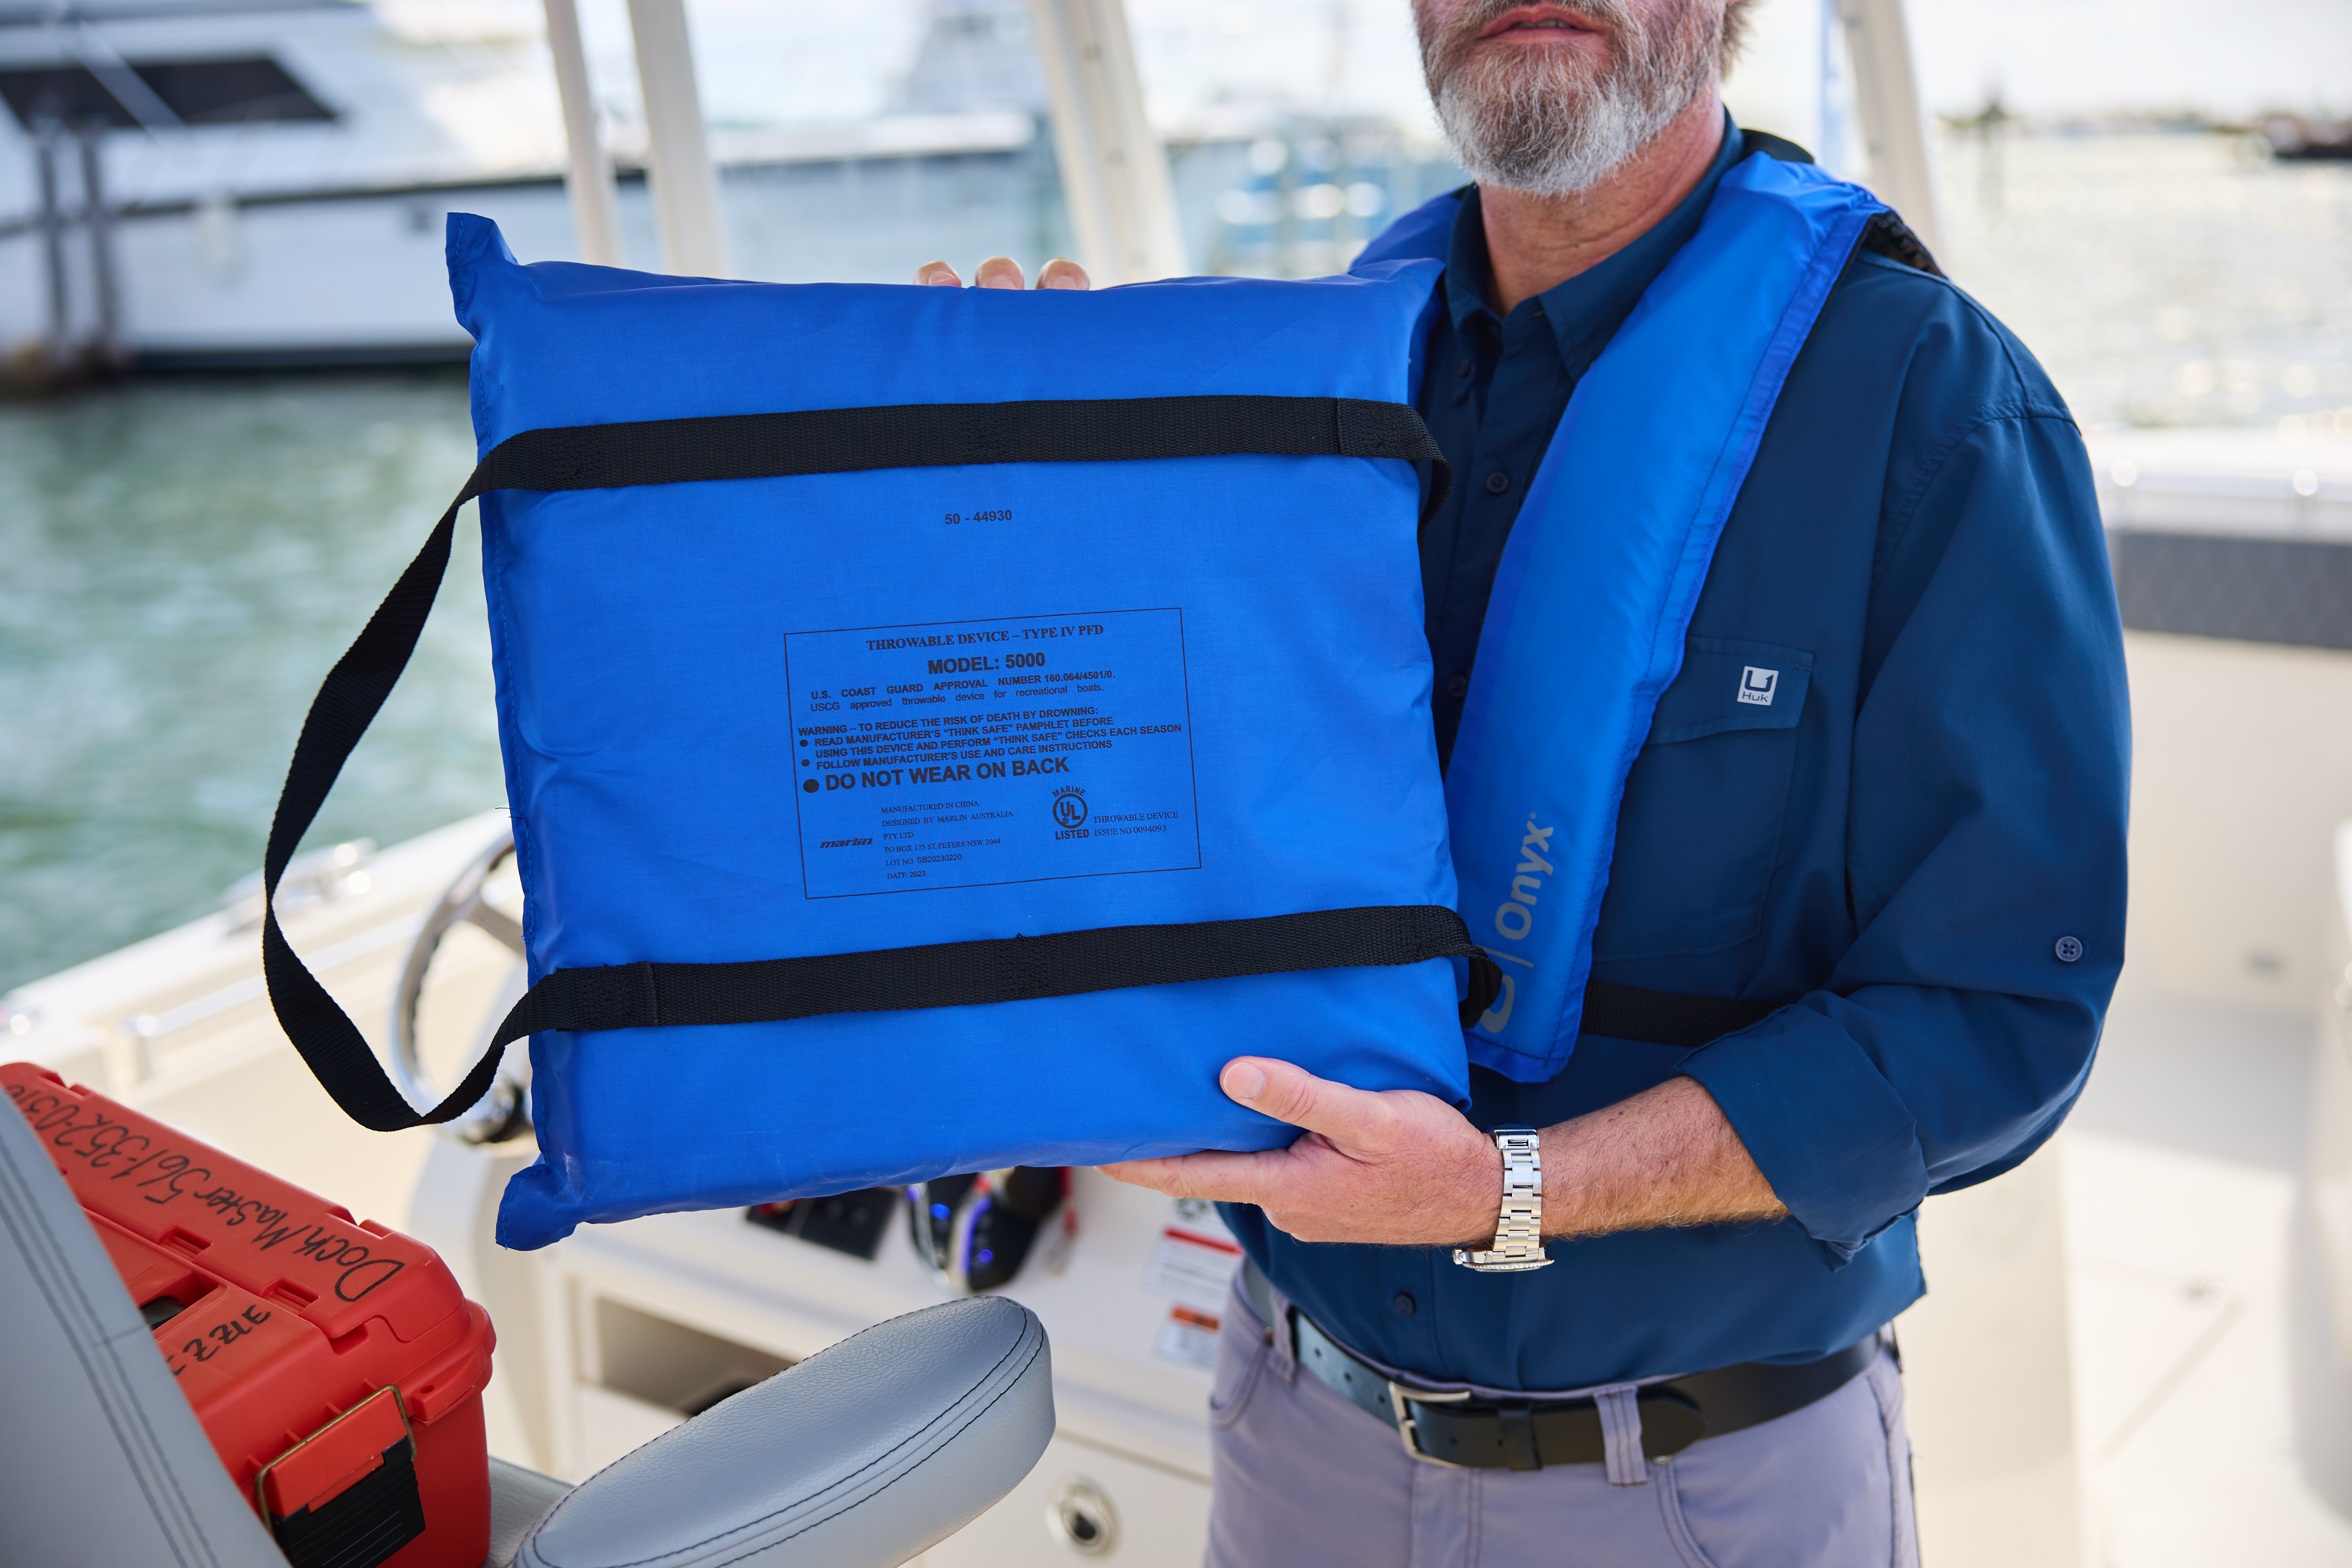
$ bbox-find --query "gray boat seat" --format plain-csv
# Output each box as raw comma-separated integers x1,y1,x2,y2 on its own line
513,1294,1053,1568
0,1094,1055,1568
490,1456,579,1567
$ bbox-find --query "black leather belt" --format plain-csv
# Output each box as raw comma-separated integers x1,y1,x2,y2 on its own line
1242,1260,1875,1471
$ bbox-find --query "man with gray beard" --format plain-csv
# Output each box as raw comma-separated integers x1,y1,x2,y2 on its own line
931,2,2125,1562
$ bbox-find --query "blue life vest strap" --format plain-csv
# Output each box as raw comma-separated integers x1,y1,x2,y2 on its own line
262,395,1465,1133
1424,157,1887,1082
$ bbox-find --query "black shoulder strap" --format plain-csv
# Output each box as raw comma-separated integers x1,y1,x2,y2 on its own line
261,395,1471,1132
1740,128,1817,165
1856,210,1947,279
1736,127,1946,282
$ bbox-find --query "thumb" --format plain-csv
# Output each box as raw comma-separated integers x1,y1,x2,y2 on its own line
1220,1058,1396,1149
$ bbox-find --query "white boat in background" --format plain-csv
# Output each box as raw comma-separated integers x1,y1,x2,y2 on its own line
0,0,1460,379
0,0,579,372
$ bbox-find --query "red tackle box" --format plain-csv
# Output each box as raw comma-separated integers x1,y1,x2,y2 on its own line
3,1063,495,1568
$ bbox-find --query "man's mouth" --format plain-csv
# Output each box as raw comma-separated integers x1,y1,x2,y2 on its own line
1475,5,1607,43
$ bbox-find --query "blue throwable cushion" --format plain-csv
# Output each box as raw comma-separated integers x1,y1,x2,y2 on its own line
265,217,1476,1248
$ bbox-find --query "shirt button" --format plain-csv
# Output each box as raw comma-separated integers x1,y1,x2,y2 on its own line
1392,1292,1418,1317
1444,671,1470,699
1485,471,1511,494
2054,936,2084,963
1456,357,1473,377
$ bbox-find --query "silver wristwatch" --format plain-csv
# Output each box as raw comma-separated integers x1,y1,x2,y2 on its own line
1452,1126,1553,1272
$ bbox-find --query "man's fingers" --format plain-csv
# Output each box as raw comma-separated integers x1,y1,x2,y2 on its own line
1221,1057,1398,1149
914,257,1086,290
1102,1149,1286,1206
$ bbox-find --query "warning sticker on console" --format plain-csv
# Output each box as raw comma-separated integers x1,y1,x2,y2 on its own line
784,609,1201,898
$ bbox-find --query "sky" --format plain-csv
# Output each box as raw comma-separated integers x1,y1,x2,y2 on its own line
533,0,2352,135
1901,0,2351,120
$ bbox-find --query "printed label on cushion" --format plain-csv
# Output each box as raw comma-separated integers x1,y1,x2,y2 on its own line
784,608,1201,897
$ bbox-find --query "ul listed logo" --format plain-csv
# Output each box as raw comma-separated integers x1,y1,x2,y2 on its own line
1737,666,1779,707
1052,786,1089,830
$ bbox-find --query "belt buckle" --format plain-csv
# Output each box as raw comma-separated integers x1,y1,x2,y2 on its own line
1386,1380,1475,1469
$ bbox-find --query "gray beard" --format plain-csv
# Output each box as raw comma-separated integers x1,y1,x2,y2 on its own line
1422,1,1717,197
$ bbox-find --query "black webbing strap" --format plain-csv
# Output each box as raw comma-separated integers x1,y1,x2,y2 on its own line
1857,211,1946,280
260,395,1457,1131
1578,980,1784,1049
490,906,1501,1050
477,395,1453,520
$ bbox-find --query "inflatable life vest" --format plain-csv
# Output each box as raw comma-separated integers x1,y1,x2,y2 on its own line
1356,151,1887,1082
263,227,1497,1248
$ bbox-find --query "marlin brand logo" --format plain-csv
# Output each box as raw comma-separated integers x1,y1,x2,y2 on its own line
1494,818,1554,942
1478,817,1553,1033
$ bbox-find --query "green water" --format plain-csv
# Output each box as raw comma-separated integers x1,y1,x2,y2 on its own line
0,373,495,991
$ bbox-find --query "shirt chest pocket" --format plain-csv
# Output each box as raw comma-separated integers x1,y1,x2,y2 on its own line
1592,636,1813,960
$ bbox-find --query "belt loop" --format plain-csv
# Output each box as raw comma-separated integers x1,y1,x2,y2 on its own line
1269,1294,1299,1387
1241,1258,1299,1385
1594,1386,1649,1488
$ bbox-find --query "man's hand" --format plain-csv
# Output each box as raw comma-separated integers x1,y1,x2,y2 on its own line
1102,1061,1788,1247
914,256,1090,290
1101,1059,1502,1246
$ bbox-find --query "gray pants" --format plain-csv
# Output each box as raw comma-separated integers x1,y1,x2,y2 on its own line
1205,1283,1919,1568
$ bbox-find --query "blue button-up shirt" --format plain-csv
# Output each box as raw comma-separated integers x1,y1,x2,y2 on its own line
1226,122,2130,1391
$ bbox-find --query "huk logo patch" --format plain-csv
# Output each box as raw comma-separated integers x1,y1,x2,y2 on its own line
1737,666,1780,706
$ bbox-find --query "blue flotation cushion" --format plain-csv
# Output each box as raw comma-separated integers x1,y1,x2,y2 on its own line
446,217,1465,1248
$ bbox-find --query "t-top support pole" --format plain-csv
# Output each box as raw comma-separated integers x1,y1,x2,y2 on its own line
75,122,122,372
625,0,730,278
1832,0,1943,259
1027,0,1186,286
541,0,626,268
32,119,72,377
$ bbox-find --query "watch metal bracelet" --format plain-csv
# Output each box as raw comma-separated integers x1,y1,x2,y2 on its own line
1452,1126,1553,1272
